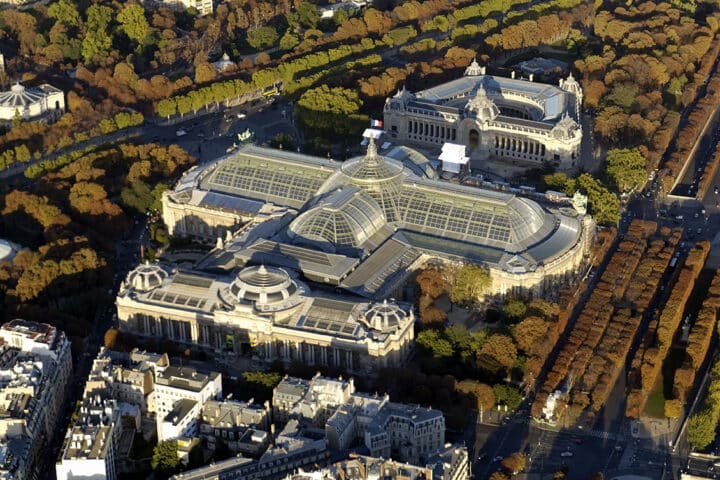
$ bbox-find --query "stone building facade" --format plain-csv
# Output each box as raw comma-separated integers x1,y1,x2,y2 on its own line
383,60,583,172
116,264,415,375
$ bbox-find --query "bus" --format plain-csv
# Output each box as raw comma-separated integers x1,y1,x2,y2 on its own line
262,82,283,97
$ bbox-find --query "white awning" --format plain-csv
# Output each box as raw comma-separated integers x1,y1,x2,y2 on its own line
362,128,384,139
439,142,469,173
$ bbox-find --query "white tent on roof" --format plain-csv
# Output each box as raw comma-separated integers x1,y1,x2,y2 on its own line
439,143,469,174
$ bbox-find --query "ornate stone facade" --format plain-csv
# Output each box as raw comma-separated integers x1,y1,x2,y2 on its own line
116,264,414,374
383,60,583,172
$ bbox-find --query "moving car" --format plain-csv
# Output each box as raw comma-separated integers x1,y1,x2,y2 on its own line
175,129,187,137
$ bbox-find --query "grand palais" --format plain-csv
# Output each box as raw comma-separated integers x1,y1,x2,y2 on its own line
116,136,593,371
383,60,583,172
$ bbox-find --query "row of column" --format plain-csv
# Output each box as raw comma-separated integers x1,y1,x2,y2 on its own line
137,315,191,342
494,135,545,156
408,120,457,141
277,340,354,370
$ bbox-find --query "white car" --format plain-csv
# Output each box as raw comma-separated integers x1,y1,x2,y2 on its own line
560,451,573,458
237,112,247,119
175,129,187,137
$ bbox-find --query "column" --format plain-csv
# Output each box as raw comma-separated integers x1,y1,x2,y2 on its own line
321,347,327,366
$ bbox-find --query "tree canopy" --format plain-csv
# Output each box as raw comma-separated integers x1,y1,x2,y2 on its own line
606,148,647,193
151,441,180,479
450,264,491,305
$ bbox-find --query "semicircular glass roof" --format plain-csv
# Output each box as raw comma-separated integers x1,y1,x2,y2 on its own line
289,188,388,251
340,138,404,182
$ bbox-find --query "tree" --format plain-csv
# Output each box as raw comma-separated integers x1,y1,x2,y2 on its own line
606,148,646,193
450,264,491,305
664,399,683,419
241,371,282,401
48,0,81,27
157,98,177,119
416,329,454,359
527,299,559,319
456,380,495,410
121,181,154,212
503,299,527,322
478,334,517,371
500,452,526,474
12,109,22,128
419,305,447,326
296,2,320,29
151,441,180,479
494,384,523,410
268,133,295,150
416,269,444,299
296,85,368,138
82,4,113,61
118,4,153,47
104,328,120,349
605,83,638,112
489,473,510,480
194,62,217,84
279,30,299,51
513,316,550,355
576,174,620,225
688,409,717,450
246,26,279,50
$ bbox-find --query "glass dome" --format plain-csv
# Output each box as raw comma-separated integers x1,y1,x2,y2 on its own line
359,300,410,333
341,138,405,182
126,262,169,292
288,188,387,253
506,197,550,244
220,265,304,312
340,139,405,222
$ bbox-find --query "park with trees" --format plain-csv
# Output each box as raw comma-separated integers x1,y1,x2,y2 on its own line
0,141,193,359
1,0,720,450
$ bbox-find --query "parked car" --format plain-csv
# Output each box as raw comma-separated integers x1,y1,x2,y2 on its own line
561,451,573,458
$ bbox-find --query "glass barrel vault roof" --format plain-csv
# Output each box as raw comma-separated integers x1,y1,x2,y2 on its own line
289,188,388,251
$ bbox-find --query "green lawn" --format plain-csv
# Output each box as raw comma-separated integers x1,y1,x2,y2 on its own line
644,374,666,418
644,348,688,419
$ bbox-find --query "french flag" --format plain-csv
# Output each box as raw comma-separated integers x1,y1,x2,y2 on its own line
370,119,383,128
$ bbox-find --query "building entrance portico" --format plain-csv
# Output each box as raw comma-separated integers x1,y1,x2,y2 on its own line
469,129,480,149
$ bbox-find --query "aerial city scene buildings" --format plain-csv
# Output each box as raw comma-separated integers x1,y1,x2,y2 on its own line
1,0,720,479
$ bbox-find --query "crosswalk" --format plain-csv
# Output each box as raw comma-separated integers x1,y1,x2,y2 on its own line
587,429,616,440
